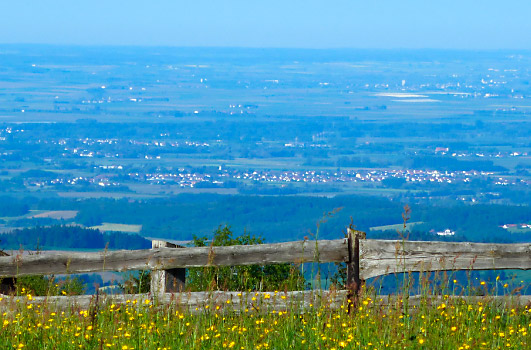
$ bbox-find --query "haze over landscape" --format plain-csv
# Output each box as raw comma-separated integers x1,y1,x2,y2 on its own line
1,1,529,251
0,4,531,349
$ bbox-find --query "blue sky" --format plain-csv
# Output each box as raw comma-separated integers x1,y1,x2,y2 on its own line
1,0,530,49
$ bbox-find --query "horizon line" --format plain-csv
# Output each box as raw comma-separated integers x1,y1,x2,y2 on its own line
0,43,530,52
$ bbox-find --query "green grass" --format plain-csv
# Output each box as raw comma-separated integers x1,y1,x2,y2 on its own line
1,285,529,349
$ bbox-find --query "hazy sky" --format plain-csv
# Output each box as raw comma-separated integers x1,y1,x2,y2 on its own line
1,0,530,49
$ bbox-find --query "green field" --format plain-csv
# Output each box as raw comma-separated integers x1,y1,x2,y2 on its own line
370,222,423,232
30,210,78,220
0,210,46,222
90,223,143,233
506,227,531,234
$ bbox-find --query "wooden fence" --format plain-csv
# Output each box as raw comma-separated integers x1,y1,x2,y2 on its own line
1,229,530,308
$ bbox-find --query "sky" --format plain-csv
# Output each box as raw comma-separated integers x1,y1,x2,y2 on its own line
1,0,530,49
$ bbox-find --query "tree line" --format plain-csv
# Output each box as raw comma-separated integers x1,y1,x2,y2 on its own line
0,225,150,251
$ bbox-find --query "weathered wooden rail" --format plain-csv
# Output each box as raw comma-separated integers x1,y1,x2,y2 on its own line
0,238,348,277
3,291,530,313
1,229,530,304
360,239,531,279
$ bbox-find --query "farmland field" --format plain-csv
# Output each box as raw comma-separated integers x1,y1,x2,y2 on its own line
370,222,423,232
506,227,531,234
90,223,142,233
30,210,78,220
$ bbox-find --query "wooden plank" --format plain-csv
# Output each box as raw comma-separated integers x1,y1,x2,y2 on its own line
2,291,529,312
0,290,347,312
360,240,531,279
370,294,531,308
0,239,349,277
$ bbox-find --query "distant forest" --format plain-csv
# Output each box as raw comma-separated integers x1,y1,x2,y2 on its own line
1,194,530,249
0,225,150,251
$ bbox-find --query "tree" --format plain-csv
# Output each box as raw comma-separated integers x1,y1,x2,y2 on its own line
186,226,306,291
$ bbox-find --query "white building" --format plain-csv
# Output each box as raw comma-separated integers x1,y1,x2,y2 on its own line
436,229,455,236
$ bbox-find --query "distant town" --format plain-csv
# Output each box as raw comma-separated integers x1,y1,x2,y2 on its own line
0,47,529,208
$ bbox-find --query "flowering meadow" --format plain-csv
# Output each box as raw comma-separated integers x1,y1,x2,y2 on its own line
1,287,529,350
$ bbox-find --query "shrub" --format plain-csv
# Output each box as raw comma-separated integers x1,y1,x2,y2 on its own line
186,226,306,291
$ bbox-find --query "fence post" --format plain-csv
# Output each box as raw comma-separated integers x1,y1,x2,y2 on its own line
346,228,365,311
0,251,16,294
150,240,186,296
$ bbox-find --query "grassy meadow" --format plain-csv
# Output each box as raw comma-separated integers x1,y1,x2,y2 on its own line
1,285,529,349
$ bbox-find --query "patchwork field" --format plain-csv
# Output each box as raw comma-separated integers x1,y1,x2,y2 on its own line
90,223,143,233
370,222,423,232
30,210,78,220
